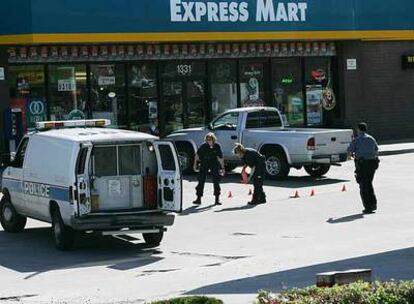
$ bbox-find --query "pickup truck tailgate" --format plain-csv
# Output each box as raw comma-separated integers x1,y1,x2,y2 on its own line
312,129,353,155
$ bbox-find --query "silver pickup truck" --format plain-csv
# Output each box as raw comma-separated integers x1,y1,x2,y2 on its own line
167,107,353,179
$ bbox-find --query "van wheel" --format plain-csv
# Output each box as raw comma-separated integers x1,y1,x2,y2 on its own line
264,150,290,180
176,145,194,174
143,230,164,247
0,197,27,232
304,164,331,177
51,207,75,251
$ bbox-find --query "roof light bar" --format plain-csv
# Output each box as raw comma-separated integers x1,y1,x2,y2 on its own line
36,119,111,130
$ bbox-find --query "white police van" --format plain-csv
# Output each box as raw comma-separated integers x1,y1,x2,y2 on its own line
0,119,182,250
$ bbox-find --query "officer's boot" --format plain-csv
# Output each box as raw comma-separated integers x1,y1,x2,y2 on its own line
192,196,201,205
248,193,258,205
259,192,267,204
214,195,222,206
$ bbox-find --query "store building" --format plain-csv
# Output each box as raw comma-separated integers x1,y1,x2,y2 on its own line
1,0,414,154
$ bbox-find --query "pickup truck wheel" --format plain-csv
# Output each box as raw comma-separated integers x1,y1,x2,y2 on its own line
304,164,331,177
143,230,164,247
0,197,27,233
51,207,75,251
177,145,194,174
264,150,290,180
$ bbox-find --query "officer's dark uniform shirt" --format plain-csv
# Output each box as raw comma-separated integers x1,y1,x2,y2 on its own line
242,148,264,167
347,133,378,160
197,143,223,168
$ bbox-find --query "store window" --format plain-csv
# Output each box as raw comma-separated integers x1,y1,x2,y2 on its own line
90,64,127,128
239,60,267,107
210,61,237,117
48,65,87,121
128,62,159,135
272,58,304,126
8,65,47,131
305,57,335,126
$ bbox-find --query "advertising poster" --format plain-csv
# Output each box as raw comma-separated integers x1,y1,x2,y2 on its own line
57,67,76,92
26,99,47,131
97,65,116,86
240,63,264,107
306,84,323,125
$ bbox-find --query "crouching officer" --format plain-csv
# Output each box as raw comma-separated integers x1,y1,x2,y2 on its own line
233,143,267,205
192,132,225,206
347,122,379,214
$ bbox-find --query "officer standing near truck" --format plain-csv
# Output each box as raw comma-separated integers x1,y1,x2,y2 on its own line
233,143,267,205
347,122,379,214
192,133,225,206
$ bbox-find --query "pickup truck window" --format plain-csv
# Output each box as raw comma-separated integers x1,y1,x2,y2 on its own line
246,111,282,128
212,112,239,130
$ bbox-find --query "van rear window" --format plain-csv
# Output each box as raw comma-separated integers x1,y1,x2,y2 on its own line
93,145,142,177
119,145,141,175
94,147,117,176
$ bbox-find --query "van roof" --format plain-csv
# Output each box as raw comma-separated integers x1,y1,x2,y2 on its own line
34,127,158,143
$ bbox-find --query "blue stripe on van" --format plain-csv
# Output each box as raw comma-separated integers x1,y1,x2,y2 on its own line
2,178,70,202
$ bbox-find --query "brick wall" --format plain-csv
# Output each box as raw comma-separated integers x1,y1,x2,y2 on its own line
339,41,414,140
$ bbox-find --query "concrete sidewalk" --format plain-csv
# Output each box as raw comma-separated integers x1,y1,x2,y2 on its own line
378,139,414,156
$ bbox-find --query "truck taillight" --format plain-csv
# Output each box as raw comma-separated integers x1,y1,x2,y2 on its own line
307,137,316,150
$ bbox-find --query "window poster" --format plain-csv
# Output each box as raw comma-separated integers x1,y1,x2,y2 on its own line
306,84,323,125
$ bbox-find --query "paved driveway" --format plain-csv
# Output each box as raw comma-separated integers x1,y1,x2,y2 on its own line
0,146,413,304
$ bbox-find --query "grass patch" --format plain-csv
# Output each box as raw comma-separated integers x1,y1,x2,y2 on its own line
256,281,414,304
149,296,223,304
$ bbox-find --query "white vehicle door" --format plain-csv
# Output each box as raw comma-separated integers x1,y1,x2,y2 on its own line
75,143,92,216
153,141,182,212
210,112,241,160
2,137,29,213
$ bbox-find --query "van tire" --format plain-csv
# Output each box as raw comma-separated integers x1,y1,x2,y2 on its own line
304,164,331,177
176,144,195,174
0,197,27,233
264,149,290,179
143,230,164,247
51,207,75,251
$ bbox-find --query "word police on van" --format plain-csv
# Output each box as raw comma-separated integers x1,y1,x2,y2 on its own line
0,119,182,250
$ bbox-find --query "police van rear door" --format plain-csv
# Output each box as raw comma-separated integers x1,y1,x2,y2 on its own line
75,143,92,216
153,141,182,212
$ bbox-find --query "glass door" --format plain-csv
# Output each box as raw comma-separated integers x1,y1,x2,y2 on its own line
160,61,207,135
162,81,184,135
186,80,206,128
161,79,206,135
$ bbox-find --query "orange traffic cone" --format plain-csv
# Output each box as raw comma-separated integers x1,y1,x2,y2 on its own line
290,190,300,198
248,188,253,195
228,191,233,198
342,184,347,192
310,189,315,197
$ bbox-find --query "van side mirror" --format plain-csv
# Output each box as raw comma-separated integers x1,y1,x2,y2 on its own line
10,152,16,162
207,123,213,130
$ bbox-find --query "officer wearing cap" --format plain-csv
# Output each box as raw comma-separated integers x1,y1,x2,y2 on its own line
192,132,225,206
233,143,267,205
347,122,379,214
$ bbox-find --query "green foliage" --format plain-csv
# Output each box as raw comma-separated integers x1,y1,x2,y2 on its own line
149,296,223,304
256,281,414,304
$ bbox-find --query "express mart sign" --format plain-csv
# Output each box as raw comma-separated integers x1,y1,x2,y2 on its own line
170,0,308,22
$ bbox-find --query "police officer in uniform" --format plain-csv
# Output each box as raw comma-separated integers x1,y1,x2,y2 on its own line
233,143,267,205
192,133,225,206
347,122,379,214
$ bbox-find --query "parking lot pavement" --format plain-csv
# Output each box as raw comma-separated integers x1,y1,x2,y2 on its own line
0,145,413,304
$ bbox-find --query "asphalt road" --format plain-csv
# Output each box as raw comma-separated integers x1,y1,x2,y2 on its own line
1,146,413,304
